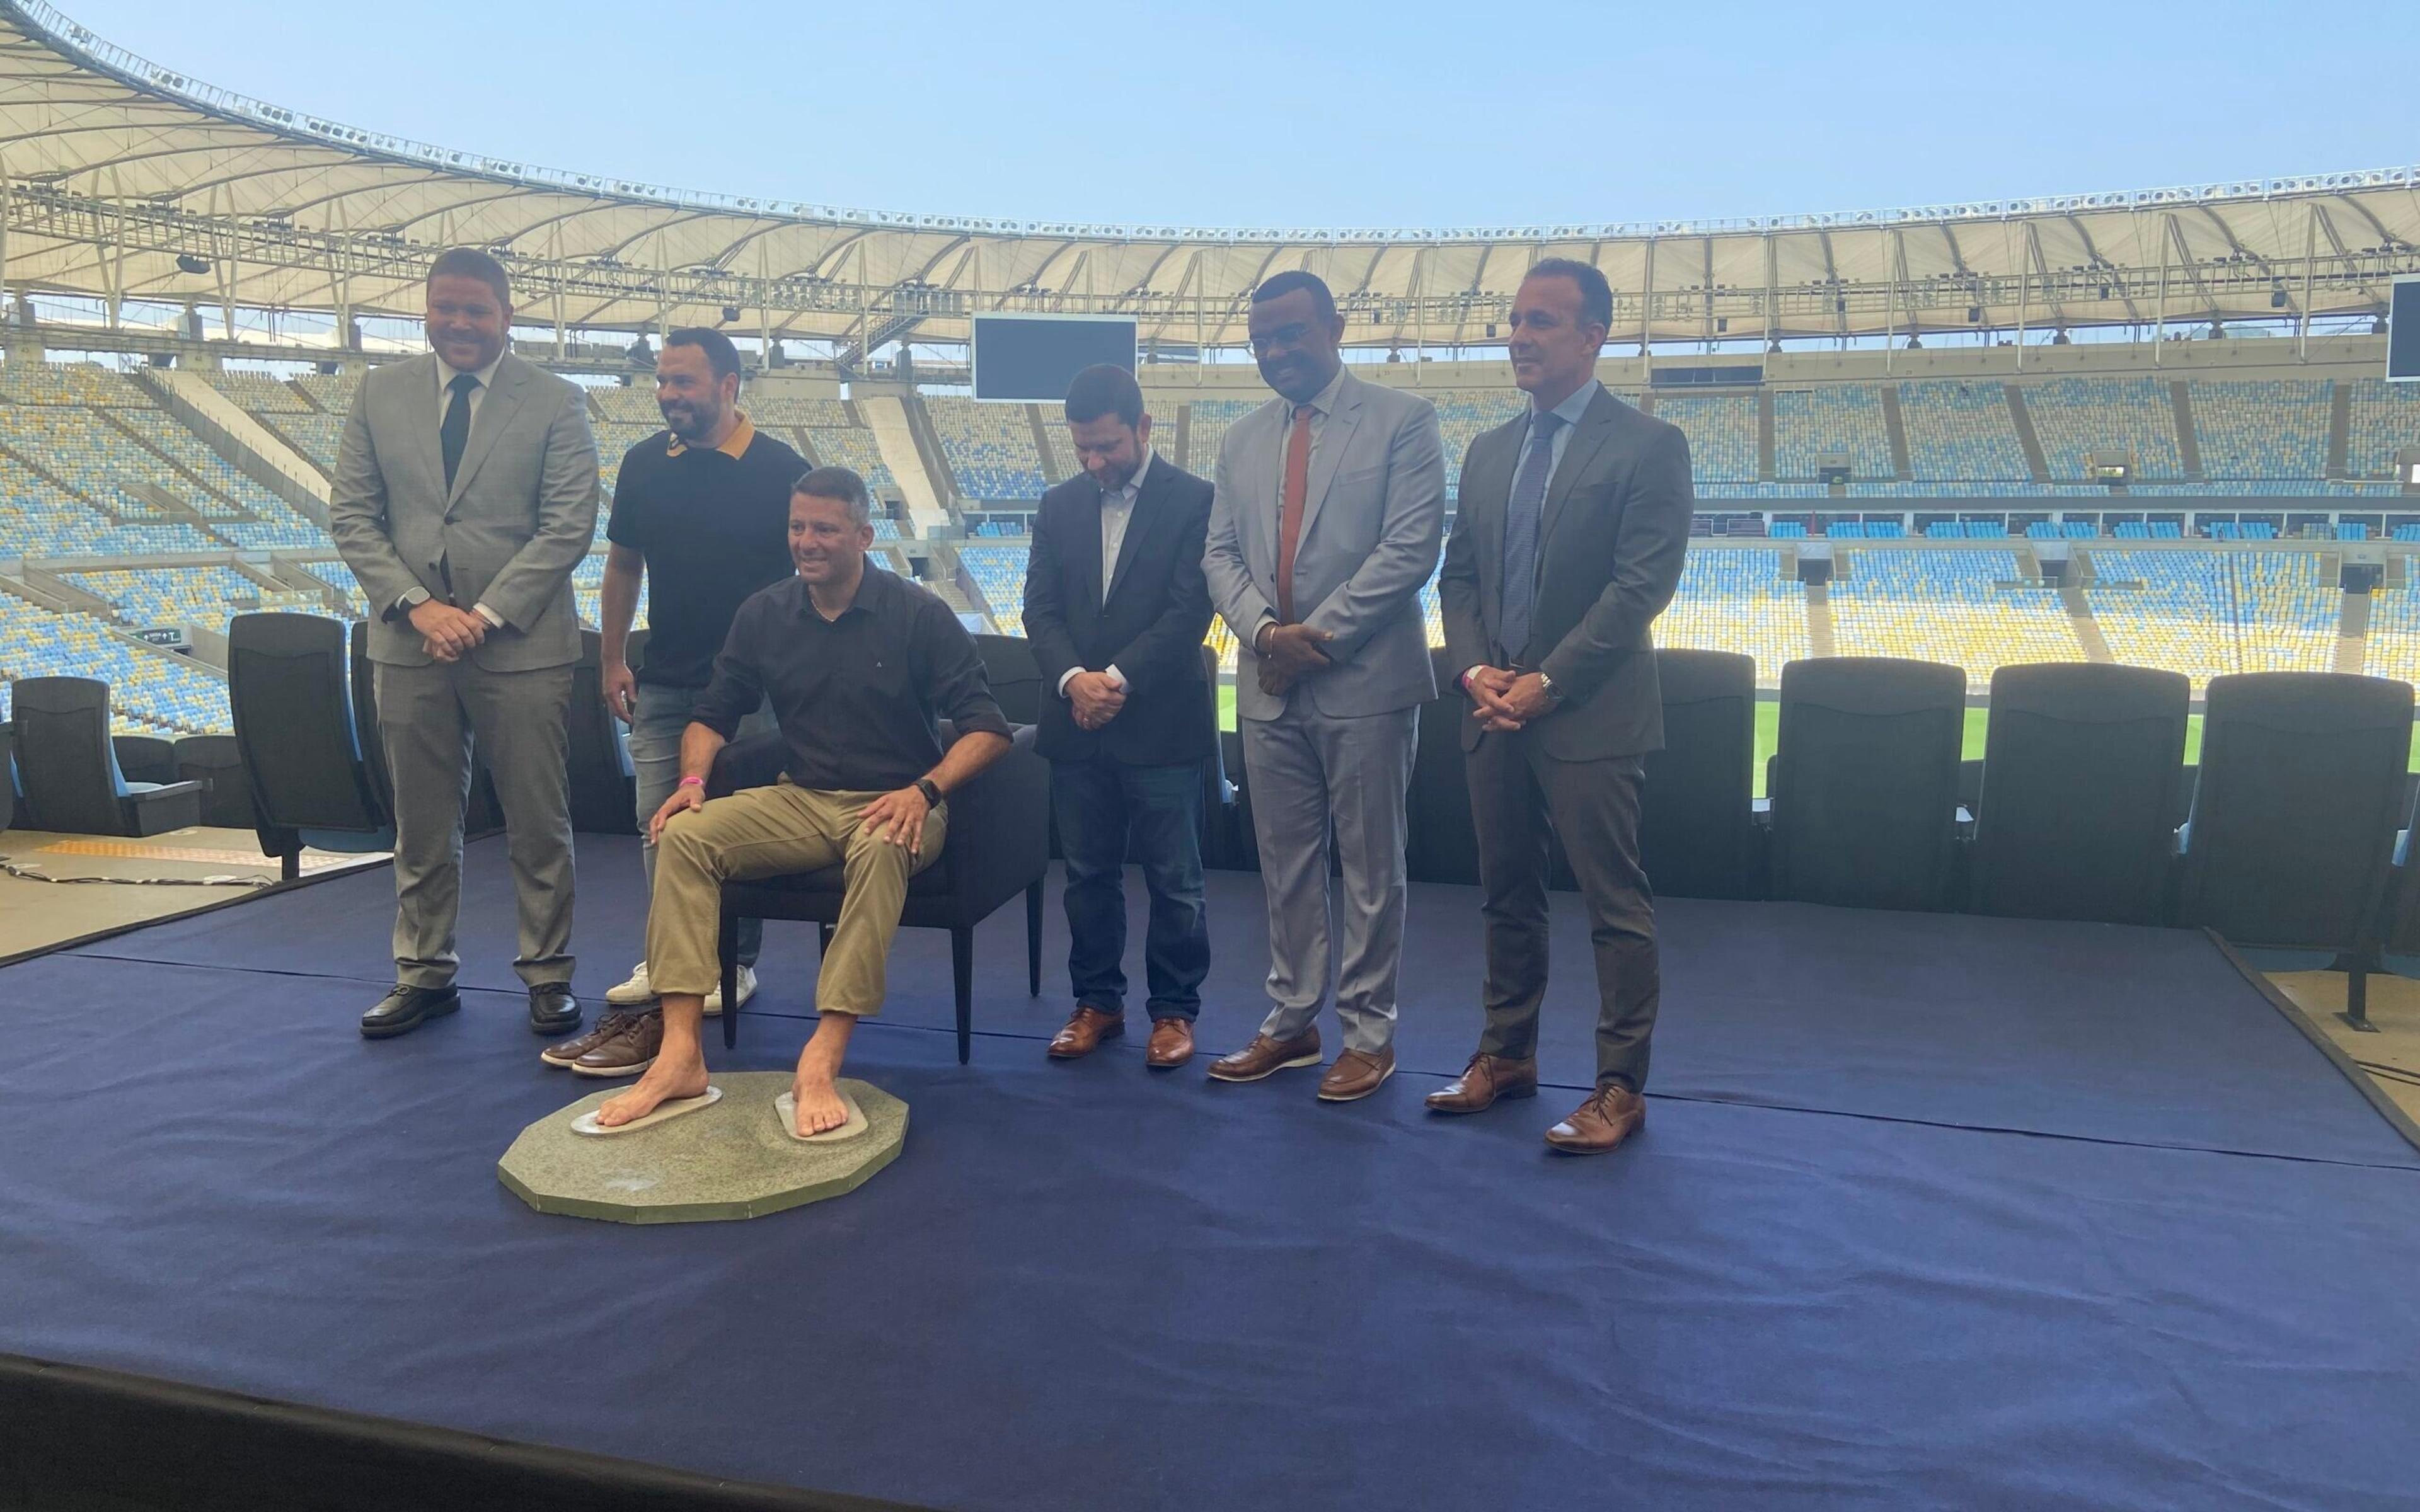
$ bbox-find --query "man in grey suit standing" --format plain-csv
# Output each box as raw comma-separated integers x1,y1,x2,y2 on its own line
1432,258,1693,1153
1203,271,1446,1101
328,248,601,1041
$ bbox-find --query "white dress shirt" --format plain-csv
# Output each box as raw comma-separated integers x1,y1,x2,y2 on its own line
1057,449,1153,697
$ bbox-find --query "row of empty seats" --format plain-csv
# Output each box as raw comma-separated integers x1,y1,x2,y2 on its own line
0,594,231,735
926,397,1049,501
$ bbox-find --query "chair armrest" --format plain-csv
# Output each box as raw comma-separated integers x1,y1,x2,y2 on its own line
706,733,788,799
943,725,1049,919
125,780,205,803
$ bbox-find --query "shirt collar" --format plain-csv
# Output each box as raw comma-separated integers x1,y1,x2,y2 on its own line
666,410,756,460
793,559,889,621
1531,378,1601,433
1105,447,1152,506
1295,365,1348,420
437,350,504,396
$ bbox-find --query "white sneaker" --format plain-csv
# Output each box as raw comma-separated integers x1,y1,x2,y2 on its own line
702,965,757,1018
604,961,654,1006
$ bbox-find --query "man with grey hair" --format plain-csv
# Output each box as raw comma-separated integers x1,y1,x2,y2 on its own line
593,467,1012,1138
329,246,600,1043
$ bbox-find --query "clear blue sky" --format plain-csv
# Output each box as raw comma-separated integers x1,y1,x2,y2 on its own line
60,0,2420,231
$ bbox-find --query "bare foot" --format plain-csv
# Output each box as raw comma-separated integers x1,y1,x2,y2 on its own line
596,1056,710,1127
790,1065,850,1136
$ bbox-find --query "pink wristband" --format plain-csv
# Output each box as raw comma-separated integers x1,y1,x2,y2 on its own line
677,776,705,789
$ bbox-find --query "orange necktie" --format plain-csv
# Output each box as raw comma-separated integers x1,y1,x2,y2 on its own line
1275,403,1313,624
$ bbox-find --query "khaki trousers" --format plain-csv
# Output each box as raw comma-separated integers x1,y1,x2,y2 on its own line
646,780,946,1016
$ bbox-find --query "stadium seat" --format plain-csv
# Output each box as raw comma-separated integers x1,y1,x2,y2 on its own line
1968,663,2189,925
1407,649,1480,886
710,723,1049,1064
972,634,1044,728
1767,657,1966,911
0,723,14,834
2177,672,2414,1026
565,631,637,836
110,734,178,787
173,733,257,831
11,676,204,836
227,613,393,876
1638,650,1758,900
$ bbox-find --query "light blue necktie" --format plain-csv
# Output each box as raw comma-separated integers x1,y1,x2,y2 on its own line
1497,410,1564,662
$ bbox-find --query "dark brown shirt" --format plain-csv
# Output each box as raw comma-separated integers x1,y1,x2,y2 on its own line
691,565,1009,792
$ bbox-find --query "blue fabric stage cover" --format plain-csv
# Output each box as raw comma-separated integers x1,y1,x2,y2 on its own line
68,839,2420,1166
0,943,2416,1509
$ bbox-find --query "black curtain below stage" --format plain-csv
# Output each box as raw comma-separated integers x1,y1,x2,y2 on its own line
1,841,2417,1509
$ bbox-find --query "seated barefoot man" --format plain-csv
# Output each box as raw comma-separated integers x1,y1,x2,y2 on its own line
596,466,1012,1135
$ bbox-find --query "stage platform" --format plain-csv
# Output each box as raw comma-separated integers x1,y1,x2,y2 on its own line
4,836,2418,1510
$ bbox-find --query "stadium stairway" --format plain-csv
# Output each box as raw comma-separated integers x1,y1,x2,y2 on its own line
2168,380,2205,482
1879,387,1914,480
1805,580,1836,657
139,368,331,530
857,393,951,535
2003,384,2053,482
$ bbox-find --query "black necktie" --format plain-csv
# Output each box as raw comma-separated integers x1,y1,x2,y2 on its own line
441,372,478,491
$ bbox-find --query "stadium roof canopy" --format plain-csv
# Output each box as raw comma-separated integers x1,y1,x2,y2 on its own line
3,0,2417,358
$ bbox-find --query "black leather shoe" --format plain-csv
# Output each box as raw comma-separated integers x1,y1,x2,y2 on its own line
360,985,460,1040
528,983,582,1036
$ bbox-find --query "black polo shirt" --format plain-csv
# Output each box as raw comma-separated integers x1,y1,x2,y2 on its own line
692,565,1011,793
605,415,807,689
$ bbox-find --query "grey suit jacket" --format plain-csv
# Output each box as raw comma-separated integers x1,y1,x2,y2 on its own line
328,352,601,672
1438,384,1693,759
1204,370,1446,721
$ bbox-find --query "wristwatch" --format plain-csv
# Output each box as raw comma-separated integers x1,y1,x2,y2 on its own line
914,778,943,808
1535,670,1565,707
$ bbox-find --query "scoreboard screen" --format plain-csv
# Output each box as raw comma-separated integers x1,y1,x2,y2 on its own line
2390,277,2420,382
971,314,1137,403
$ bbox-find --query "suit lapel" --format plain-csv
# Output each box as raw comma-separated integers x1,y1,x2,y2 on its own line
1072,485,1107,611
1294,372,1361,547
1536,386,1618,550
1101,466,1157,607
400,355,447,508
446,355,533,510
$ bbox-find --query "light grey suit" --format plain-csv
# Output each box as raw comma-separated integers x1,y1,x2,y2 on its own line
1206,369,1446,1053
328,351,601,990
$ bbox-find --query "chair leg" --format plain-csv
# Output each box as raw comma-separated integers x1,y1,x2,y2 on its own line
1026,880,1043,998
718,907,740,1051
2344,956,2378,1033
952,926,974,1065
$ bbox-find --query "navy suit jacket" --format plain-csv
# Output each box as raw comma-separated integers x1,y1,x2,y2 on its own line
1020,455,1217,767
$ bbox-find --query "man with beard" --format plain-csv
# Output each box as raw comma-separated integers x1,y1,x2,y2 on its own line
541,328,805,1078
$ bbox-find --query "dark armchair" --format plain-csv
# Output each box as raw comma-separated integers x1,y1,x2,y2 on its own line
709,723,1051,1063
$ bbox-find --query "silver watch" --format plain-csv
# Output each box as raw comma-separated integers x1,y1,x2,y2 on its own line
1535,670,1565,706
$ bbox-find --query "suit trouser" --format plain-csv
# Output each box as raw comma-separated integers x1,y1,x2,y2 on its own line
647,781,945,1014
374,658,576,991
1466,729,1659,1090
1242,698,1417,1055
628,680,775,968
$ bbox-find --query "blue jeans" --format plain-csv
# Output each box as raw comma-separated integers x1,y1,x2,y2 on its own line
630,681,774,968
1051,753,1208,1021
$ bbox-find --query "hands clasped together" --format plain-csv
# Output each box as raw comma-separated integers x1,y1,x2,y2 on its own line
1255,621,1335,699
408,597,489,663
1464,667,1557,734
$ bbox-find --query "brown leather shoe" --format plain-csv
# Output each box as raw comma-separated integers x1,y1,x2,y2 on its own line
1543,1084,1647,1154
1424,1052,1538,1114
1145,1017,1194,1069
1317,1048,1395,1102
1206,1028,1322,1083
570,1010,664,1079
540,1009,645,1068
1047,1006,1126,1059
